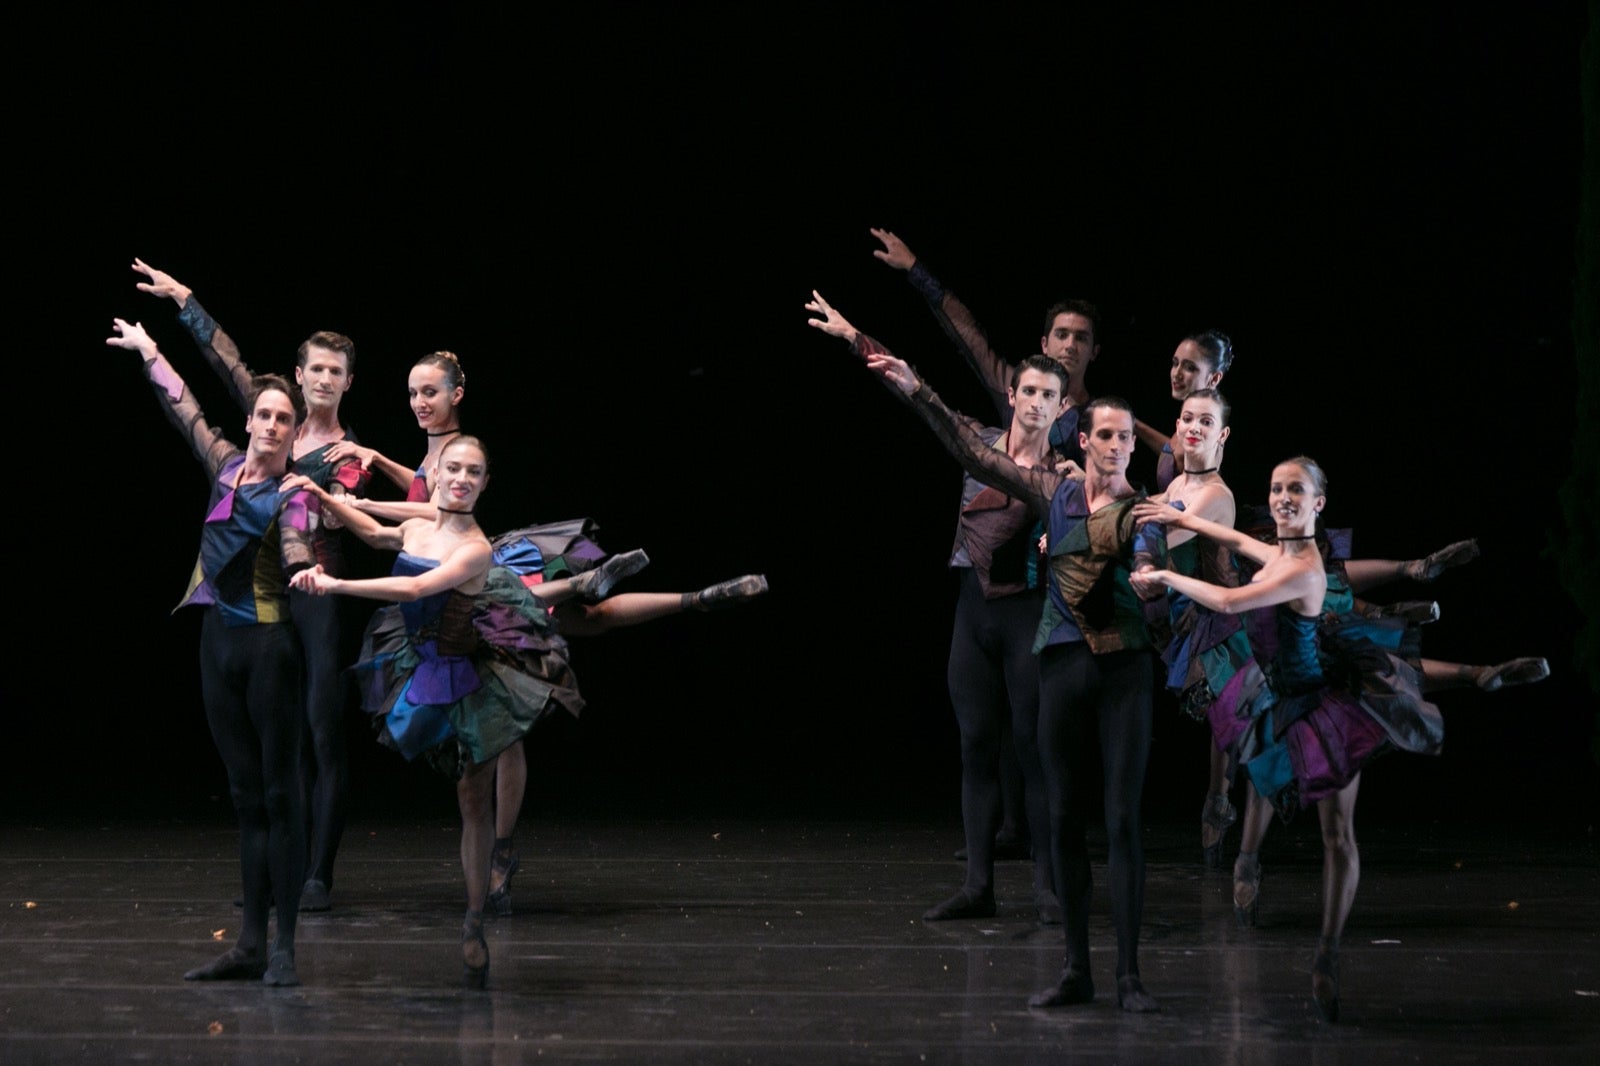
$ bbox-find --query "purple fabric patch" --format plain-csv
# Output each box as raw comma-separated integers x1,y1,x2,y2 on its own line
407,642,482,704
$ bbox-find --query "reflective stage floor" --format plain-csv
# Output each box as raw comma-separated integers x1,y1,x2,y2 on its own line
3,812,1596,1064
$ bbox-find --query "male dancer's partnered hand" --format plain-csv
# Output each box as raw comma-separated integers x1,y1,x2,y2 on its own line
131,258,192,307
290,564,336,596
869,227,917,271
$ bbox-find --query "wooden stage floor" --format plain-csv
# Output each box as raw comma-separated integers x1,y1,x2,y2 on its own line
3,811,1596,1063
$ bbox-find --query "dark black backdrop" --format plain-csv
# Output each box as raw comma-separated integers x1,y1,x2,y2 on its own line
18,4,1595,828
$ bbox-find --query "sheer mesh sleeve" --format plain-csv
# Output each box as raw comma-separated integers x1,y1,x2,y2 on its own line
277,489,317,578
141,351,239,479
176,296,254,411
904,382,1059,516
907,262,1013,423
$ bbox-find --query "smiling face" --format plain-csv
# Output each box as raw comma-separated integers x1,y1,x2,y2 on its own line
1173,394,1229,467
435,439,489,511
1169,339,1221,400
408,364,463,431
1007,366,1067,434
1041,312,1098,382
1078,404,1135,479
245,388,300,467
295,345,354,416
1268,461,1325,537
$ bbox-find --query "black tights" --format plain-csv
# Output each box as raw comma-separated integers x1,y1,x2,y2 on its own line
291,590,346,887
946,573,1052,895
199,611,306,954
1037,643,1152,979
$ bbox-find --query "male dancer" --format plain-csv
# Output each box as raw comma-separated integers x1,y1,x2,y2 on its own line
135,259,369,912
811,293,1164,1012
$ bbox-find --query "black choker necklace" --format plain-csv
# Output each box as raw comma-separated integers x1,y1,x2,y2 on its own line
1277,533,1317,541
427,428,461,437
438,506,474,515
1183,465,1219,475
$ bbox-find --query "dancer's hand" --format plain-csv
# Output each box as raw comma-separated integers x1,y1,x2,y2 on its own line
1128,568,1170,599
863,351,921,395
869,227,917,271
1131,500,1188,528
106,318,158,357
1054,458,1085,480
131,258,192,306
324,440,378,470
281,473,324,498
804,290,859,344
290,564,335,595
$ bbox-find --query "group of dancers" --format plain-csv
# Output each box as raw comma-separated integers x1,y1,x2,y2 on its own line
110,260,768,988
805,228,1550,1021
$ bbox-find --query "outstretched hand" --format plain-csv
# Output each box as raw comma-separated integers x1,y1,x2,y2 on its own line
106,317,158,357
1128,568,1170,600
1131,500,1188,527
290,564,335,595
869,227,917,271
132,258,192,306
863,351,921,396
282,473,320,497
323,440,377,470
804,289,859,343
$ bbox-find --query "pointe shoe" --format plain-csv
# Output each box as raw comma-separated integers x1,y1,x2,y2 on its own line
1028,967,1094,1008
462,910,489,989
569,549,650,602
685,574,769,611
1374,599,1440,625
486,844,520,918
1116,974,1160,1013
1200,791,1237,869
1405,538,1480,582
184,946,267,981
262,948,300,987
299,879,331,912
1478,657,1550,692
922,887,996,921
1233,853,1262,927
1311,945,1340,1022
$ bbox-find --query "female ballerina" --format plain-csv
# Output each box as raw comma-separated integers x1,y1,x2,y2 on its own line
289,434,585,986
107,317,313,986
1131,458,1449,1022
325,350,768,916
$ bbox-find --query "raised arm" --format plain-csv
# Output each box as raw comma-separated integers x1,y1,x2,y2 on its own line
282,474,406,551
870,228,1014,423
134,258,255,410
107,318,236,478
292,539,491,603
1131,499,1274,567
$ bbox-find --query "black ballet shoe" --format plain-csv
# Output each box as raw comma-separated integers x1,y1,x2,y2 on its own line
462,910,489,989
1116,975,1160,1013
685,574,769,611
1028,967,1095,1008
184,946,268,981
1200,791,1237,869
1034,888,1063,926
569,549,650,603
262,948,300,987
1478,656,1550,692
1406,538,1480,582
1233,852,1262,927
299,879,331,913
922,887,996,922
1376,599,1441,625
486,841,520,918
1311,943,1340,1022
